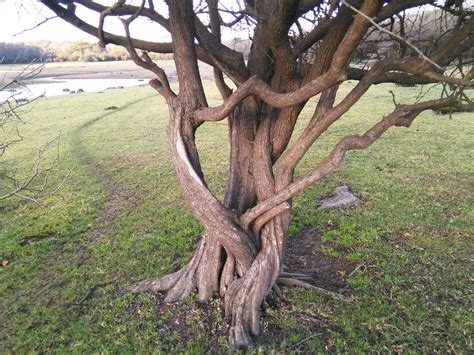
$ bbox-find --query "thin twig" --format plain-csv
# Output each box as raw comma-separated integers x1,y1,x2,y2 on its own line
290,333,323,351
348,263,365,278
389,90,399,107
0,133,68,203
14,16,58,37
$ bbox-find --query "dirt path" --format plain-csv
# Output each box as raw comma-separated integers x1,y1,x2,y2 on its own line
21,95,156,310
71,95,154,241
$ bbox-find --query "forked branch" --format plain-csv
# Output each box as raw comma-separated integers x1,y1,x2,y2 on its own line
0,136,68,203
119,1,176,100
98,0,126,47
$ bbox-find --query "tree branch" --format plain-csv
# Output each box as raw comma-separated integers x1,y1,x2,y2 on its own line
241,91,464,229
267,0,299,82
76,0,170,30
331,1,383,71
193,13,249,83
119,0,176,101
14,16,58,37
193,70,346,122
169,0,207,106
98,0,126,47
207,0,232,99
0,136,64,203
40,1,174,53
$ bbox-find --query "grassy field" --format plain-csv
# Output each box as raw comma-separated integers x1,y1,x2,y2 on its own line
1,81,472,352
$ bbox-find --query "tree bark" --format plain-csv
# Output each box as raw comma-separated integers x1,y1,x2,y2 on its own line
131,90,292,347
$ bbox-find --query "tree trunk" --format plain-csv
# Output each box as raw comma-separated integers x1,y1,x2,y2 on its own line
132,97,289,348
129,1,287,346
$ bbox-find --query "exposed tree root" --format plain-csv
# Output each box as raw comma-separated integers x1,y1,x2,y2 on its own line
131,218,347,348
225,266,272,348
131,227,345,349
219,252,236,297
131,235,221,302
272,283,284,299
224,223,283,348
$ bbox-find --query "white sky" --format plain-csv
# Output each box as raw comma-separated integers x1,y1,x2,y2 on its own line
0,1,93,42
1,1,472,44
0,0,172,43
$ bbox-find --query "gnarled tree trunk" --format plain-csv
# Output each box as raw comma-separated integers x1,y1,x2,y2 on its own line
133,95,291,347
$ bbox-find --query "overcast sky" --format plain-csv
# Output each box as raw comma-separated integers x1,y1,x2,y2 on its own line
0,1,90,42
1,1,472,44
0,0,172,43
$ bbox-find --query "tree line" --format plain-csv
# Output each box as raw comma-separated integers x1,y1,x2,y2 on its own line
0,40,173,64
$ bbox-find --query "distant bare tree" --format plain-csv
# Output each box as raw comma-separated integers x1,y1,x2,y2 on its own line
40,0,473,348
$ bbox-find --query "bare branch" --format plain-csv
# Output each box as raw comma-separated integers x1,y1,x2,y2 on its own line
116,0,175,101
194,70,345,122
1,62,70,204
207,0,232,99
1,136,61,202
98,0,126,47
41,1,174,54
342,0,443,71
14,16,58,37
330,1,383,71
76,0,170,30
252,202,290,237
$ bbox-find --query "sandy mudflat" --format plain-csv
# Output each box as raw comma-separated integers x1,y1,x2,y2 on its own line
0,60,214,82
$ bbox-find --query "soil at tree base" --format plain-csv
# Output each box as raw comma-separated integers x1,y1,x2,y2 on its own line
285,226,356,294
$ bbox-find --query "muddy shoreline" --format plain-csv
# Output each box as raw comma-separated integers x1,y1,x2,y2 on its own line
1,60,214,83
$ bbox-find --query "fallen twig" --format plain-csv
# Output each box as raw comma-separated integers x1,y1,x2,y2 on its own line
277,277,346,301
348,263,366,278
290,332,323,351
280,271,313,280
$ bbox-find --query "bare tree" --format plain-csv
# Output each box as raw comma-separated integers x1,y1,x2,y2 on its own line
39,0,473,348
0,64,66,203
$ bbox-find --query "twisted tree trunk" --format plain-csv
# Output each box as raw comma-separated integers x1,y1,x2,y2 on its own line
129,2,287,346
132,94,290,347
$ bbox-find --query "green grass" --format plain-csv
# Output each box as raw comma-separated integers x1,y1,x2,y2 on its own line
1,81,472,352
